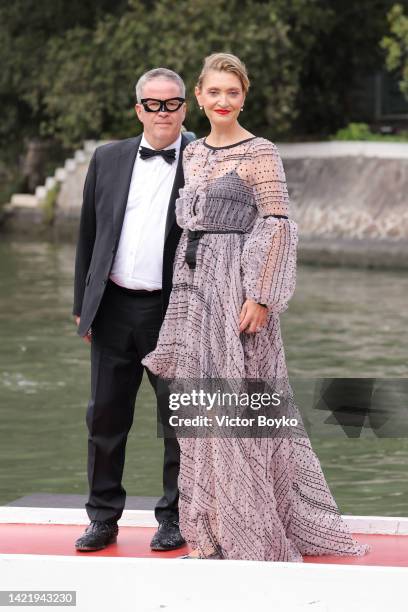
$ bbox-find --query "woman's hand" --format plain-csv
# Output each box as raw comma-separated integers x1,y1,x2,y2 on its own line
239,299,268,334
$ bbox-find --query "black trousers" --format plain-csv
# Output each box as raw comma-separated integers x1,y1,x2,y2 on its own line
85,279,180,523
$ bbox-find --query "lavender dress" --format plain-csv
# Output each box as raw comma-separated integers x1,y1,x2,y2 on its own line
142,136,370,561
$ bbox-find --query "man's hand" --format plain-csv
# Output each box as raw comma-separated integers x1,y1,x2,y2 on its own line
75,316,92,344
239,299,268,334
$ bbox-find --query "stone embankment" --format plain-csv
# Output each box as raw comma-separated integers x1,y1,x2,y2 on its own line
279,141,408,268
2,140,101,240
2,140,408,268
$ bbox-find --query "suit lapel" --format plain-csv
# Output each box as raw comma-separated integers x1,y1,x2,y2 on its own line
164,133,189,244
112,134,143,240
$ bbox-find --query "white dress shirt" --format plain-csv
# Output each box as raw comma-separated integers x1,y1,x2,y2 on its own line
110,133,181,290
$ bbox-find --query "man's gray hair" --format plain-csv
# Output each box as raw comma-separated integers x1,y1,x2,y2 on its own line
135,68,185,102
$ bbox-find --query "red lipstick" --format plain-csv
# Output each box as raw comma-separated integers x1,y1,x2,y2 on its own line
214,109,231,115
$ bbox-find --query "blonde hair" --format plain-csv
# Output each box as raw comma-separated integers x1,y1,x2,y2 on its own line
196,53,250,95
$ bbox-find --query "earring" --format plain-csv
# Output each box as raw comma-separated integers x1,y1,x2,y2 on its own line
199,106,203,110
241,106,244,111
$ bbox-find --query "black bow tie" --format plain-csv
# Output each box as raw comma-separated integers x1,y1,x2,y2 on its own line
139,146,176,164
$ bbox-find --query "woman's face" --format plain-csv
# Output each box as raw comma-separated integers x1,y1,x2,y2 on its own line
195,70,245,127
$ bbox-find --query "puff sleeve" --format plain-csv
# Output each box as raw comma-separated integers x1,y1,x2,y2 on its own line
241,140,298,314
175,141,206,230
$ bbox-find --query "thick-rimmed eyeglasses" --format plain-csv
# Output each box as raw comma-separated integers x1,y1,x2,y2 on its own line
140,97,185,112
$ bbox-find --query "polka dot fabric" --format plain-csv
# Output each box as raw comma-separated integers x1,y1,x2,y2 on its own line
142,137,370,561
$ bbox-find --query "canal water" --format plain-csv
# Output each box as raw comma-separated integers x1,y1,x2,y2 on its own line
0,237,407,516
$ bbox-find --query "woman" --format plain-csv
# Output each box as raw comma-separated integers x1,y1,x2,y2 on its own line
143,53,370,561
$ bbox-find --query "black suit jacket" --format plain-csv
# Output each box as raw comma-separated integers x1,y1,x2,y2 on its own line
73,133,190,337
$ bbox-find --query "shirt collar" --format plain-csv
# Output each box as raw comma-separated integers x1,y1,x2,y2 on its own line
141,133,182,158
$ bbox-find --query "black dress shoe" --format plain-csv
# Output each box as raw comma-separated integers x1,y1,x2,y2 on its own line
150,519,186,551
75,520,118,552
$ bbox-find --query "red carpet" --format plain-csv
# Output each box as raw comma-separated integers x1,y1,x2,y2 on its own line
0,524,406,566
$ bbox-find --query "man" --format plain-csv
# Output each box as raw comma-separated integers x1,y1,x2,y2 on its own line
73,68,192,552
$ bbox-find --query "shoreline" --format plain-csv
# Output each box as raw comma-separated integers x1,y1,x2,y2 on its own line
2,140,408,270
1,226,407,270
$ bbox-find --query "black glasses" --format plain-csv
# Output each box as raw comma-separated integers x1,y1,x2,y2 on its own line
140,97,185,112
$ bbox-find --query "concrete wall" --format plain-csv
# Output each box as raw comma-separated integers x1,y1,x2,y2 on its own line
278,142,408,267
54,156,94,240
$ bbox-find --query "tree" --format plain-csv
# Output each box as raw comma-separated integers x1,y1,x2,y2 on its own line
294,0,399,137
0,0,401,159
381,3,408,100
0,0,128,147
37,0,329,146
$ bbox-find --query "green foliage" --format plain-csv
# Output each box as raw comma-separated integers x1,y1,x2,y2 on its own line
40,28,105,146
332,123,373,140
0,0,333,148
0,0,405,152
0,0,129,204
332,122,408,141
381,3,408,100
41,182,60,225
294,0,398,136
0,0,127,146
36,0,323,145
0,164,23,207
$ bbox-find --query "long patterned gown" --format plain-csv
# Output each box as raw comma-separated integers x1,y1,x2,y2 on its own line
142,136,370,561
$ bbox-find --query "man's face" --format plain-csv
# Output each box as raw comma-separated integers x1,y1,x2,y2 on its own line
135,78,186,148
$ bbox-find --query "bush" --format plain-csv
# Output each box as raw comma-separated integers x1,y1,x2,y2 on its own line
381,3,408,101
332,122,408,141
42,183,60,225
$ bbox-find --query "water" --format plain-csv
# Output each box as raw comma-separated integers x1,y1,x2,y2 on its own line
0,237,407,516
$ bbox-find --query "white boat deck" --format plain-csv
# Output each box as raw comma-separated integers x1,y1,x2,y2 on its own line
0,508,407,611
